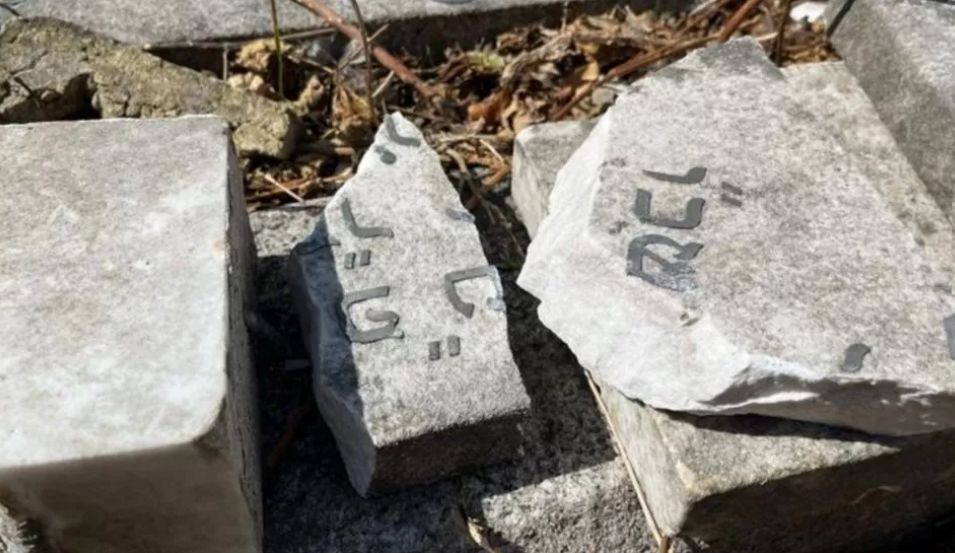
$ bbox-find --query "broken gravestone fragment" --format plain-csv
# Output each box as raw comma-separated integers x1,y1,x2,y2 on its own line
826,0,955,217
0,17,300,159
0,117,259,553
512,120,597,239
518,38,955,437
511,58,955,553
288,113,531,496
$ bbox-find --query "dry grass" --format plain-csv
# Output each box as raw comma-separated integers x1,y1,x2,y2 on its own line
238,0,835,210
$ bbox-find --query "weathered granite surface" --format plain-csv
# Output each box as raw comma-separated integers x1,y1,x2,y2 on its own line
4,0,694,53
513,58,955,551
517,39,955,437
0,117,259,553
251,198,657,552
512,120,597,239
287,114,531,496
784,62,955,279
827,0,955,216
0,18,301,158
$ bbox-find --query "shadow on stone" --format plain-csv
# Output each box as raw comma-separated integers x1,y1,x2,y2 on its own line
664,410,909,446
251,191,629,552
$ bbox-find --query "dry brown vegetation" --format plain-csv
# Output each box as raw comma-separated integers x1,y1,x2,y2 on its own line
234,1,834,211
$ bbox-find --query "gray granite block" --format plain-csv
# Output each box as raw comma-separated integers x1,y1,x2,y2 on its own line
287,113,531,496
251,200,658,553
783,61,955,279
517,39,955,437
512,57,955,551
5,0,693,55
512,120,597,239
0,18,302,159
826,0,955,216
0,117,260,553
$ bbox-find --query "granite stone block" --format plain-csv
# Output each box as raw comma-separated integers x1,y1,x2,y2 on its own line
827,0,955,216
517,39,955,437
252,200,657,553
0,117,260,553
513,57,955,551
5,0,694,56
287,113,531,496
512,120,596,238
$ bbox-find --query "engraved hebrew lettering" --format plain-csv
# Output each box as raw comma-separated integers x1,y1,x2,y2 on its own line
374,145,397,164
359,249,371,266
642,166,707,185
341,198,395,238
446,207,475,223
448,335,462,357
720,182,744,207
429,341,441,361
841,343,871,373
444,266,502,318
385,116,422,147
341,286,402,343
626,234,704,291
344,252,357,270
634,189,706,229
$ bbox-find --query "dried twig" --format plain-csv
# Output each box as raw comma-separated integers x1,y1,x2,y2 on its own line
264,174,306,203
717,0,765,41
293,0,440,100
347,0,377,120
773,0,796,65
550,35,714,121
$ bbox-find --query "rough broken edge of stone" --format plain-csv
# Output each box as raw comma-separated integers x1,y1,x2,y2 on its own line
288,113,530,496
0,17,301,159
512,120,598,239
511,61,955,552
826,0,955,216
517,39,955,437
0,117,261,553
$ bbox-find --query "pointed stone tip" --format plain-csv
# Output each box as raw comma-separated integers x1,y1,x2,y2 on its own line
375,111,425,151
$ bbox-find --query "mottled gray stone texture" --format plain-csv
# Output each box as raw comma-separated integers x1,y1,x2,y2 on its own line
514,56,955,551
5,0,693,59
251,199,657,552
0,18,301,159
783,62,955,278
0,117,260,553
827,0,955,216
287,114,531,496
518,39,955,437
512,120,596,238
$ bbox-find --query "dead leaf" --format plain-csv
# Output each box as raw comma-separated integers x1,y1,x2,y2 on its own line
235,39,280,74
293,75,327,114
331,85,375,145
227,73,278,99
556,61,600,102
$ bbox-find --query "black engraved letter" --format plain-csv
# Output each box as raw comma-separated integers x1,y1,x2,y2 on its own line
341,198,395,238
444,266,504,318
633,190,706,229
385,116,422,147
642,167,707,185
341,286,402,343
626,234,704,291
